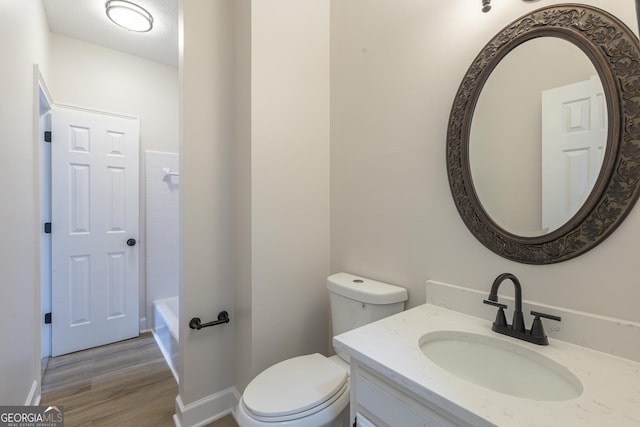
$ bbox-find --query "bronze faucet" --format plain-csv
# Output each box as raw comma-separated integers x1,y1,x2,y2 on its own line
483,273,561,345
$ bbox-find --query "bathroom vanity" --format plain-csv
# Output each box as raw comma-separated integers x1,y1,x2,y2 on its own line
334,300,640,426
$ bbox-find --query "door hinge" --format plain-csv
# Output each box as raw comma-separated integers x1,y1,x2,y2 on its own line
44,131,52,143
44,313,52,324
44,222,51,234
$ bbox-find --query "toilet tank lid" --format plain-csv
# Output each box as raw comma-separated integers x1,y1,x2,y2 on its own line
327,272,408,304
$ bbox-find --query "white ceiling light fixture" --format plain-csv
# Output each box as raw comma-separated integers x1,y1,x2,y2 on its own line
106,0,153,32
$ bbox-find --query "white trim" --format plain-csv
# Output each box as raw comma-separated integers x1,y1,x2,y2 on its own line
173,387,240,427
24,380,40,406
35,64,52,397
36,65,53,110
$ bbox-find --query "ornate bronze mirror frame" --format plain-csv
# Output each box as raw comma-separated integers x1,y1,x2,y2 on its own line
447,4,640,264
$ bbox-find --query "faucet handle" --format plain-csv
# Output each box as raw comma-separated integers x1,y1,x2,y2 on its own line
531,310,561,322
483,299,508,328
483,299,507,309
529,311,561,344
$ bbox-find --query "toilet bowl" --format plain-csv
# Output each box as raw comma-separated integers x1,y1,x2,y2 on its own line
235,273,407,427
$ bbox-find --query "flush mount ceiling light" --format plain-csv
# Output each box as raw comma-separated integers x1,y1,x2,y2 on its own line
106,0,153,32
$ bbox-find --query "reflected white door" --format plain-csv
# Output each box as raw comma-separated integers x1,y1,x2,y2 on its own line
51,105,140,356
541,75,606,232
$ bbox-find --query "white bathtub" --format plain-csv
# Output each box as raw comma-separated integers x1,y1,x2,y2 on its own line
153,297,179,383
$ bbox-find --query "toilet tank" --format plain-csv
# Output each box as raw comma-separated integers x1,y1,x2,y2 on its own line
327,272,408,337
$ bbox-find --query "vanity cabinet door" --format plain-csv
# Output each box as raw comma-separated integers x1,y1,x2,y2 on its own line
353,365,464,427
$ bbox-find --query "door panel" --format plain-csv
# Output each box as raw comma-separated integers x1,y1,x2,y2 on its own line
51,105,140,356
542,75,606,232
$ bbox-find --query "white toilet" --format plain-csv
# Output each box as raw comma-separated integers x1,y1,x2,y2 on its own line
235,272,408,427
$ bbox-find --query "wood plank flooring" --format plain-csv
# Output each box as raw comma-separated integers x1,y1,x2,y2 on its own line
41,333,238,427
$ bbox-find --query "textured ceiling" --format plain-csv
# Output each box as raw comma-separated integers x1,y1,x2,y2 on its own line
42,0,178,67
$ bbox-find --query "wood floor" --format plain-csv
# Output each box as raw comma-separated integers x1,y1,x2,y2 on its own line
41,333,238,427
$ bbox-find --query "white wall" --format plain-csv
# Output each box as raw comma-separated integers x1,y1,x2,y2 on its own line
179,0,236,414
249,0,331,383
181,1,331,415
330,0,640,323
234,0,254,394
49,34,178,152
49,34,179,331
235,0,332,393
0,0,50,405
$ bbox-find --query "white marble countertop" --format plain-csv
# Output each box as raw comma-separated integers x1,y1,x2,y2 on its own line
333,303,640,426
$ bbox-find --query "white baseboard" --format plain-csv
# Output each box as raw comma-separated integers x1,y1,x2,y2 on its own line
173,387,240,427
24,380,40,406
139,316,147,333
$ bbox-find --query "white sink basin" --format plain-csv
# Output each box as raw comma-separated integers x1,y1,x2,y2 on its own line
419,331,583,401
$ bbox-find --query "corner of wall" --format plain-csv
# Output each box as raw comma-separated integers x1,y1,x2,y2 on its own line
173,387,240,427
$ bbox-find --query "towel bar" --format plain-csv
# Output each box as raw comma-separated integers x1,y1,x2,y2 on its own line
189,311,229,330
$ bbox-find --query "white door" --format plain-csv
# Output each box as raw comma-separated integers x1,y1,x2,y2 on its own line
51,105,140,356
541,75,606,232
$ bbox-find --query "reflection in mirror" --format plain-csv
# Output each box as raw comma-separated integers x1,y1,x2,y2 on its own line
469,37,606,237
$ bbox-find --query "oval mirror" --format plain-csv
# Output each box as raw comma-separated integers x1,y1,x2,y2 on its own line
447,5,640,264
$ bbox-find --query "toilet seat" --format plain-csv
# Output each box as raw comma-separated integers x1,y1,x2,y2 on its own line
242,353,348,422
